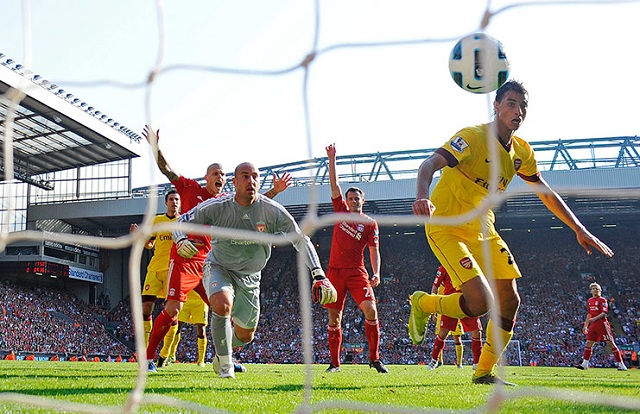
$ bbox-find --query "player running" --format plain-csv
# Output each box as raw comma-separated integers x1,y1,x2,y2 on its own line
143,127,291,373
576,282,627,371
173,162,337,379
409,80,614,386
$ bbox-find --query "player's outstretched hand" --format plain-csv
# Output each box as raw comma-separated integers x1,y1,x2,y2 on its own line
311,269,337,305
325,143,336,158
142,125,160,145
576,228,614,258
176,238,198,259
273,172,292,193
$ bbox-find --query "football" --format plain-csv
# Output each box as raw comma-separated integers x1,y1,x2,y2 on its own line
448,33,509,94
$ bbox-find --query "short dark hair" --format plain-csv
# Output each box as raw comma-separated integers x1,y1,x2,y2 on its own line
495,79,528,103
164,188,179,202
346,187,364,198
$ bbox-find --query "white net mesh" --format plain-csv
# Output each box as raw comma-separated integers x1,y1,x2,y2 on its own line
1,0,639,412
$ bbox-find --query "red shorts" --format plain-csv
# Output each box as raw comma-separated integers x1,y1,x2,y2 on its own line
166,255,208,304
440,314,482,333
587,320,614,342
324,267,375,310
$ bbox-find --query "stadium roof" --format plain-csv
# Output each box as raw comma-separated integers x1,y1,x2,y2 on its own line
0,55,140,189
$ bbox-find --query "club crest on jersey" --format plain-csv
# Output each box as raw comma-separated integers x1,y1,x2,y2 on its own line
357,224,365,232
513,158,522,171
460,257,473,270
256,221,266,232
450,136,468,153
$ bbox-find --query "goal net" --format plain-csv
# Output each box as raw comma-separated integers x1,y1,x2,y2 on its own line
1,1,639,413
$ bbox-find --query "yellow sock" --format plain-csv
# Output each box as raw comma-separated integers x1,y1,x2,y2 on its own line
474,319,513,377
144,319,153,347
456,344,463,366
418,292,467,319
169,332,181,360
198,337,207,364
438,353,443,364
160,324,178,359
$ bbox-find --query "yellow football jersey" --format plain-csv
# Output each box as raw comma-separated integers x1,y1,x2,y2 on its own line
146,214,178,272
431,124,539,227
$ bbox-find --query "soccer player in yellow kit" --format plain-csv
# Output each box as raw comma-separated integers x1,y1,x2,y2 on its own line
409,80,614,385
130,189,180,346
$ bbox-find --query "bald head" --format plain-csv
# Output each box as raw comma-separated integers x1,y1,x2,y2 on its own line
233,162,260,206
204,163,226,196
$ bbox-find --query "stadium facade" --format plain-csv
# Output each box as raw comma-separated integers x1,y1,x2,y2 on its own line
1,57,639,309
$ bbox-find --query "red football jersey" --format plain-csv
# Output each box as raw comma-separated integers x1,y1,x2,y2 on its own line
171,176,220,259
432,265,460,295
328,195,379,268
587,296,608,320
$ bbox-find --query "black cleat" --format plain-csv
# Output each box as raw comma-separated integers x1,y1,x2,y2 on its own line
370,360,389,373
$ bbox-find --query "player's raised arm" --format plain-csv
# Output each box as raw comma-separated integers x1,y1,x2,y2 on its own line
326,143,342,199
263,172,292,199
142,125,180,182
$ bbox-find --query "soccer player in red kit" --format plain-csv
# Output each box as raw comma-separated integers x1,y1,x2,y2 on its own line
323,143,388,373
427,265,482,370
577,282,627,370
142,126,291,372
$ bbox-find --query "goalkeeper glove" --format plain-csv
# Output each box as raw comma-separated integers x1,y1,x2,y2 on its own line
176,238,198,259
311,268,337,305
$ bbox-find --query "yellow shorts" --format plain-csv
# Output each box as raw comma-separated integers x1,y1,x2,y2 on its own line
426,223,521,290
178,293,209,326
141,269,169,298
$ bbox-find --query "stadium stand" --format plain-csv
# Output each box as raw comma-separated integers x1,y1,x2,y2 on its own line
1,62,638,364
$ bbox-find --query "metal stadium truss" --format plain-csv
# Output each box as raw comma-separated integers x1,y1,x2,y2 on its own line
1,52,639,236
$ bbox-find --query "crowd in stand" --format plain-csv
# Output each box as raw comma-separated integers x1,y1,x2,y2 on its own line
0,280,129,358
2,226,638,367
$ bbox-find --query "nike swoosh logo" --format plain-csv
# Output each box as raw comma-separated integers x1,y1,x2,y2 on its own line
466,84,484,90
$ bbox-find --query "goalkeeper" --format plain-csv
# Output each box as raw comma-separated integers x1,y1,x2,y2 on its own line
173,161,337,379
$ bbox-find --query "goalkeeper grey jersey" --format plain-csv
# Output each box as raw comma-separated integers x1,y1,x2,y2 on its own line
173,193,322,275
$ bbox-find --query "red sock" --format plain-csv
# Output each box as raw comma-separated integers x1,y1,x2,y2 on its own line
146,310,177,360
611,346,622,363
431,336,445,360
365,319,380,362
328,325,342,367
471,337,482,364
583,345,592,361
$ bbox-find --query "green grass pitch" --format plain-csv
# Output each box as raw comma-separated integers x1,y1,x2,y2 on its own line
0,361,638,413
